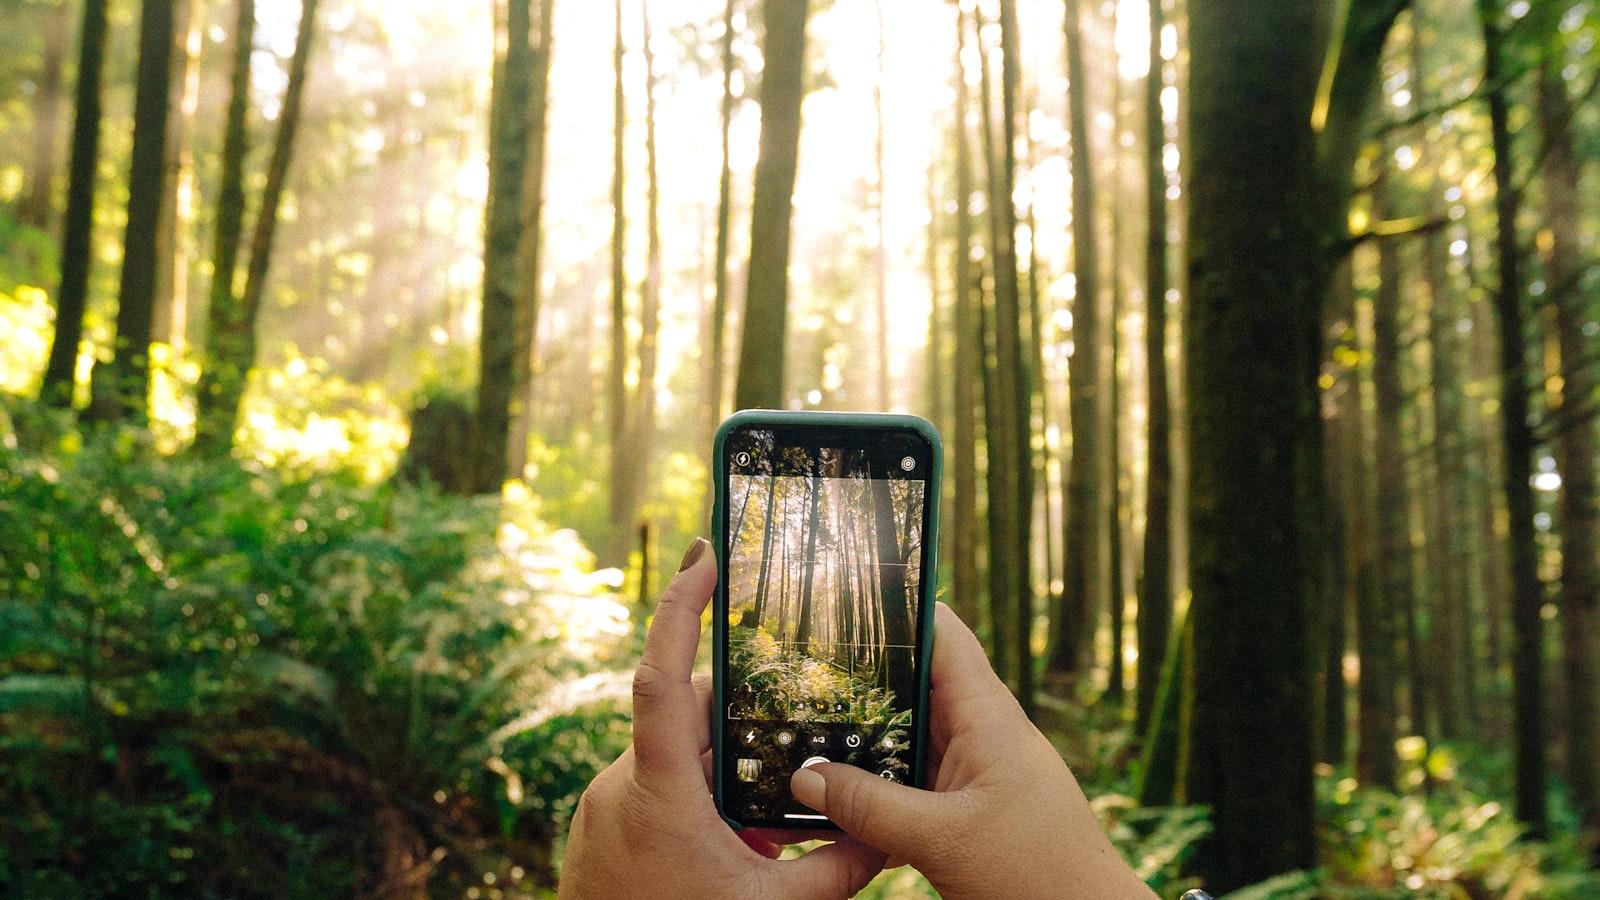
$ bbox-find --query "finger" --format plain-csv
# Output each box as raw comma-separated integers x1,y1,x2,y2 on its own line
738,829,784,860
693,673,712,753
632,538,717,784
789,762,969,860
774,837,887,900
928,602,1027,740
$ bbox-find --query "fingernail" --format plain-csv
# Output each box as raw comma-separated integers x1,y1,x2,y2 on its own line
677,537,709,572
791,766,825,810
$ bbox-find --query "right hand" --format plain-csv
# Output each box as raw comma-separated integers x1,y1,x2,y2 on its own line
787,603,1155,900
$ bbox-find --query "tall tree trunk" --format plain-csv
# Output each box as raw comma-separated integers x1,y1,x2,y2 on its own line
733,0,810,411
1479,0,1546,838
707,0,738,437
1410,20,1462,743
152,0,202,351
90,0,178,423
40,0,110,407
1362,205,1405,790
1106,200,1126,703
874,477,915,704
467,0,535,491
1319,260,1354,766
1184,0,1322,885
949,6,982,635
753,475,780,624
998,0,1035,713
628,0,663,538
873,0,890,410
19,0,70,229
795,471,823,652
974,4,1028,706
507,0,557,480
193,0,317,447
1135,0,1172,737
1047,0,1100,686
1537,53,1599,839
192,0,256,454
605,0,630,560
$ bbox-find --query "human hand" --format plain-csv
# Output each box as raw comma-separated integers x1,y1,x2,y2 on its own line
786,603,1156,900
558,538,886,900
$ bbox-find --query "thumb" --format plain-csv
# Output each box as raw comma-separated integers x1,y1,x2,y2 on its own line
789,762,967,858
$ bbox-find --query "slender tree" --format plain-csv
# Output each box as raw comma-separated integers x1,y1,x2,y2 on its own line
873,0,891,410
192,0,257,453
733,0,810,411
707,0,739,436
629,0,664,530
90,0,179,422
1319,260,1356,766
1048,0,1101,685
507,0,558,479
1537,51,1599,838
795,469,823,651
1478,0,1546,837
18,0,70,229
152,0,203,350
949,5,983,634
1136,0,1173,736
40,0,110,407
193,0,318,447
466,0,536,490
605,0,630,559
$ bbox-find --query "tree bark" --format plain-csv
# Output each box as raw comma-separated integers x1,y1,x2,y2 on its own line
192,0,256,454
874,477,915,705
949,6,982,635
604,0,630,561
873,0,890,410
18,0,70,229
1048,0,1101,686
1479,0,1547,838
626,0,664,539
1319,260,1355,766
795,471,823,652
151,0,201,351
90,0,178,423
40,0,110,407
1135,0,1172,737
1362,193,1406,790
507,0,557,480
1537,53,1599,840
1183,0,1323,885
733,0,810,411
706,0,738,437
466,0,535,491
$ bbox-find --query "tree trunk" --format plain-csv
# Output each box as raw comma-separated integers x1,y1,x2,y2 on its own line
752,474,779,624
151,0,201,351
466,0,535,491
1479,0,1547,838
795,471,823,652
507,0,557,480
949,7,982,635
1135,0,1172,737
873,0,890,410
638,0,663,498
1183,0,1322,885
192,0,256,454
874,477,915,705
40,0,110,407
706,0,738,437
1106,209,1126,703
1319,260,1355,766
198,0,316,447
604,0,630,562
1537,53,1599,840
974,4,1026,705
733,0,810,411
1362,202,1406,790
1048,0,1101,686
18,0,70,229
90,0,178,423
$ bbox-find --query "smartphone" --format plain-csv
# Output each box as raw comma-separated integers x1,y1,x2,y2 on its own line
711,410,941,830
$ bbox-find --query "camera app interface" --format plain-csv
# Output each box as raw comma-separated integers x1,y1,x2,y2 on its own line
722,431,927,826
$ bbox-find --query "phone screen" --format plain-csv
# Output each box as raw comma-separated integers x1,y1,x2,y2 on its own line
718,422,935,828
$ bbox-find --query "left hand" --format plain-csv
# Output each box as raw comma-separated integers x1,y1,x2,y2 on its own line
557,538,887,899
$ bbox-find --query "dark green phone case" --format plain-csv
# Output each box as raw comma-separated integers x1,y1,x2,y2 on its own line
710,409,943,831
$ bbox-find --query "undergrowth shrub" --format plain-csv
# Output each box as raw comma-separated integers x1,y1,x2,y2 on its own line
0,405,633,897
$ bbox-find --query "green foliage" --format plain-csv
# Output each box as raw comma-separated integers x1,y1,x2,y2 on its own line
0,405,634,896
728,626,902,726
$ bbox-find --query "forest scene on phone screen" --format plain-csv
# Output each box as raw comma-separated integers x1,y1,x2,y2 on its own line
724,444,924,822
